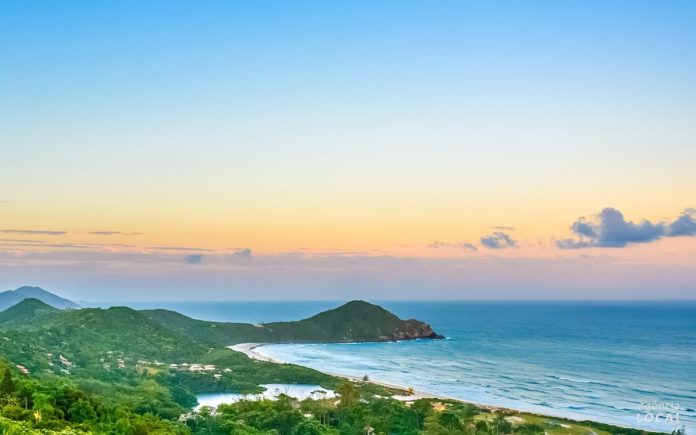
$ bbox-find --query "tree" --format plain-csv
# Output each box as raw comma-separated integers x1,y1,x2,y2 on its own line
492,412,512,434
438,410,463,432
422,414,450,435
0,368,16,399
291,418,334,435
337,382,360,409
68,398,97,423
475,419,489,434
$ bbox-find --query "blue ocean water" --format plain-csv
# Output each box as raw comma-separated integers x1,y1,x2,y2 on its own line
260,301,696,433
99,300,696,433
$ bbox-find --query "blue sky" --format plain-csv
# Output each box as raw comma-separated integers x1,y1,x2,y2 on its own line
1,1,695,300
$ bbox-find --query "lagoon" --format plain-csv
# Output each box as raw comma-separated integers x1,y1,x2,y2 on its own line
196,384,335,410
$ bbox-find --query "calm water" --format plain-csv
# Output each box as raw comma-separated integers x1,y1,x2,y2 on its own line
98,300,696,433
196,384,335,410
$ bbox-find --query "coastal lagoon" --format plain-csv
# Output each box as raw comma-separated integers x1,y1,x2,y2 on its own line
196,384,335,410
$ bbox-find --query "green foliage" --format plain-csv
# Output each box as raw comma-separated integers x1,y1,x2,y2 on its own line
1,368,16,399
336,382,359,409
0,299,59,328
514,422,546,434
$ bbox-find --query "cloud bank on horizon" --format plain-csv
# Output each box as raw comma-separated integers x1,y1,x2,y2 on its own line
1,245,694,301
0,206,694,300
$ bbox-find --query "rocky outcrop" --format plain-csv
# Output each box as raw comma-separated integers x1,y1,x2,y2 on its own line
377,320,445,341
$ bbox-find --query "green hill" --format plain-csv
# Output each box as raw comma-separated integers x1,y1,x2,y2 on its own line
0,297,442,391
260,300,444,342
0,298,59,327
142,299,444,345
0,300,339,401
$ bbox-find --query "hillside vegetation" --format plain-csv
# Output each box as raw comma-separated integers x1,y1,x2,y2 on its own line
143,300,444,345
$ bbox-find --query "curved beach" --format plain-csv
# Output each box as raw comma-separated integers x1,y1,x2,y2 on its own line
229,343,441,402
229,340,691,434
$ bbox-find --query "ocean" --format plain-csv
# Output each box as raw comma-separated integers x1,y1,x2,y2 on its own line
98,300,696,433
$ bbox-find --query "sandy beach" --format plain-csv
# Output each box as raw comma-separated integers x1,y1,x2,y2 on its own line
226,343,666,433
229,343,286,364
229,343,481,404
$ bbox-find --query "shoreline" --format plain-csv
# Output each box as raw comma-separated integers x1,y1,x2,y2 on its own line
231,343,536,410
228,343,670,434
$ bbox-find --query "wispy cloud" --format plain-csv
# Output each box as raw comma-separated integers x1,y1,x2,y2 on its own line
0,238,45,244
1,229,66,235
184,254,204,264
490,226,515,231
3,249,693,300
0,242,92,249
480,232,517,249
460,242,478,251
231,248,253,259
556,207,696,249
89,231,142,236
148,246,213,252
428,241,478,251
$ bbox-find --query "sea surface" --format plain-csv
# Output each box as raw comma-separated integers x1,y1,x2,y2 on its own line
96,300,696,433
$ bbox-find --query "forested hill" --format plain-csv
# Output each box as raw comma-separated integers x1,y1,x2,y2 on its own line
0,297,443,377
0,286,79,311
0,296,441,433
142,299,444,345
0,293,442,345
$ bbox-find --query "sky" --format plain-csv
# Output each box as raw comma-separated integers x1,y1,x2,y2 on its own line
1,1,695,301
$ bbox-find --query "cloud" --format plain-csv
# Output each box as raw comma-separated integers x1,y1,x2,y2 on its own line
0,239,45,244
480,232,516,249
667,208,696,236
89,231,142,236
2,229,66,235
8,249,694,301
490,226,515,231
555,239,592,250
557,207,695,249
0,242,92,249
184,254,204,264
231,248,253,259
428,241,478,251
459,242,478,251
148,246,213,252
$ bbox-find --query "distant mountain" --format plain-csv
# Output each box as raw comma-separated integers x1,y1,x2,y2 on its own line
0,286,80,310
143,299,444,344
